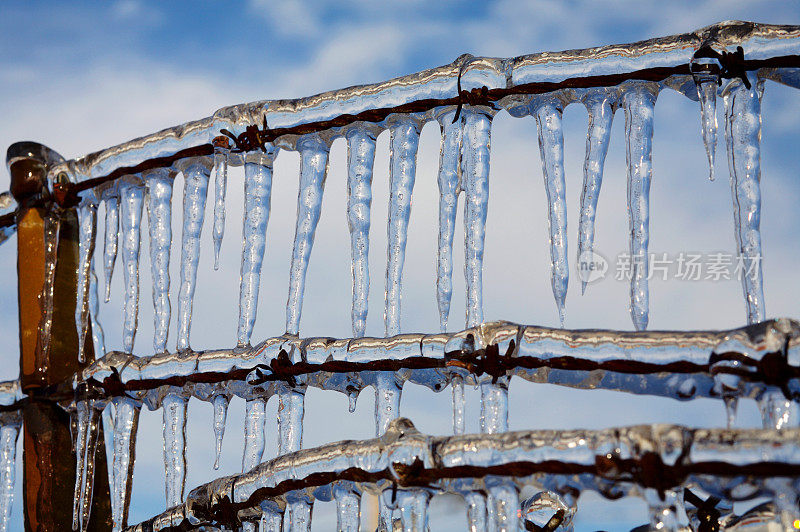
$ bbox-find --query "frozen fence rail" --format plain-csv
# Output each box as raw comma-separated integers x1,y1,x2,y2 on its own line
2,18,800,532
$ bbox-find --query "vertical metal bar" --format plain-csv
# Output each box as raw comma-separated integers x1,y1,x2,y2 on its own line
7,142,111,531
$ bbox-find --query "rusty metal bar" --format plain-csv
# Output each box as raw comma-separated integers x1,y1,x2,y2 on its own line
7,142,111,531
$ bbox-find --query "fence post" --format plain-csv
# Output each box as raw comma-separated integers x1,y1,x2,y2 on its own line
7,142,111,531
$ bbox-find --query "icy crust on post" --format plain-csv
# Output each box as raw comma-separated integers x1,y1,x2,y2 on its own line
74,318,800,409
125,419,800,531
47,21,800,188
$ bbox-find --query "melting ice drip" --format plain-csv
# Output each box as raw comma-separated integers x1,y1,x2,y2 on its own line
18,20,799,532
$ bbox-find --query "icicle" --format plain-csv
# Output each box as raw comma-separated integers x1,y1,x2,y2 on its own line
723,75,766,324
758,389,792,430
374,372,402,436
76,202,97,363
38,212,60,365
278,386,304,455
346,126,377,338
212,140,230,269
334,485,361,532
397,490,430,532
103,195,119,302
145,169,173,354
723,396,738,429
73,401,100,532
258,510,282,532
102,404,115,508
0,417,20,532
578,91,614,295
162,393,188,508
111,396,140,532
480,381,508,434
72,401,90,530
436,110,463,332
487,483,520,532
533,98,569,327
286,134,330,336
176,159,211,352
462,108,493,328
347,388,358,413
212,394,228,470
623,85,657,331
242,398,266,472
120,182,144,354
465,491,487,532
285,500,313,532
645,489,680,532
697,79,718,181
451,375,465,435
88,253,105,358
385,116,421,337
238,148,277,347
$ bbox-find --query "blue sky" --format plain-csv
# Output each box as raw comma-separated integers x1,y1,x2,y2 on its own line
2,1,800,530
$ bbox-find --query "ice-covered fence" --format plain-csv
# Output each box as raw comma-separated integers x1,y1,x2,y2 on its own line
1,18,800,532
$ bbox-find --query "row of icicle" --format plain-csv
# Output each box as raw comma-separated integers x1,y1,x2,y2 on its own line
58,72,774,531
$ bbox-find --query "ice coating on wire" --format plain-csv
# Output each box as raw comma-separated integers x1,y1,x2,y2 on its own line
533,98,569,327
346,126,376,338
436,109,463,333
578,90,615,295
623,84,657,332
177,160,211,352
286,134,329,336
146,168,173,354
723,75,766,325
239,149,277,347
385,117,421,337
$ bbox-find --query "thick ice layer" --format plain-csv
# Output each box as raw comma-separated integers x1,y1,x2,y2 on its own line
578,90,615,295
212,394,228,470
757,388,793,430
533,99,569,327
80,318,800,411
146,169,173,354
176,159,212,352
112,396,140,532
286,135,330,336
130,419,800,531
50,23,800,189
212,146,229,269
385,116,421,337
120,183,144,354
242,398,267,473
0,415,20,532
435,109,463,333
346,126,377,338
162,392,188,508
462,109,493,329
103,195,119,302
278,386,304,455
696,78,718,181
623,84,657,331
723,75,766,325
239,149,277,347
76,202,98,363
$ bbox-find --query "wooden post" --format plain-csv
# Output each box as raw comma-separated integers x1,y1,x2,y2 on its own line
7,142,111,531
